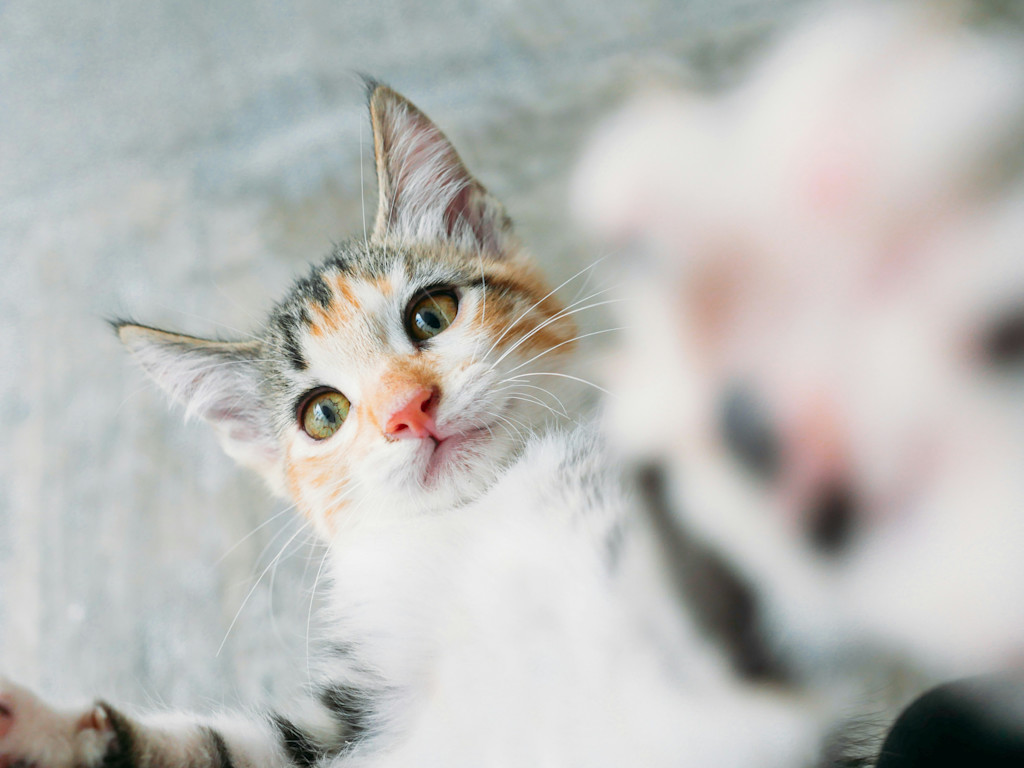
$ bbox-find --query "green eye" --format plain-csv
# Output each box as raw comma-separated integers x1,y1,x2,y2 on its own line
300,389,350,440
407,290,458,342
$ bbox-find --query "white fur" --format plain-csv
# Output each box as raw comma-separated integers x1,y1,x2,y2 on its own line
1,426,824,768
313,427,823,768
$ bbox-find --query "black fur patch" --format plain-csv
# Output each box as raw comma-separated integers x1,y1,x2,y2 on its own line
294,272,334,311
469,274,527,300
323,243,397,282
319,684,372,745
97,703,137,768
817,717,886,768
274,310,310,371
271,715,322,768
636,464,789,683
204,729,235,768
323,251,356,275
323,640,358,660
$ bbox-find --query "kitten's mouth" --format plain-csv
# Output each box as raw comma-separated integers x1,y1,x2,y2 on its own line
420,426,491,486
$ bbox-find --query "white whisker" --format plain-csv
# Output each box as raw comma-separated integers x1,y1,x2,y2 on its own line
504,370,616,398
306,541,334,685
487,296,625,371
505,394,568,420
217,519,312,657
481,256,608,364
502,327,627,377
215,503,300,566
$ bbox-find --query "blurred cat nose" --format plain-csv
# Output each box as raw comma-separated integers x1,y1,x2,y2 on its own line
806,483,856,555
385,387,440,440
774,390,858,552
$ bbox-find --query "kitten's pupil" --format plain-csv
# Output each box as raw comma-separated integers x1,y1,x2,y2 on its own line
406,291,458,342
300,389,350,440
317,401,338,425
417,309,442,333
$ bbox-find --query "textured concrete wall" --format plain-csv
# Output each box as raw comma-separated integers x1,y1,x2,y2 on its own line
0,0,809,711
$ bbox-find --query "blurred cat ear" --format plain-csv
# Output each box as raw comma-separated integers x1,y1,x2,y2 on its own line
367,81,518,257
116,323,285,494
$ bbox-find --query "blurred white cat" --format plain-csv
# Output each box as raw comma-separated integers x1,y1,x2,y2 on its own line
575,0,1024,703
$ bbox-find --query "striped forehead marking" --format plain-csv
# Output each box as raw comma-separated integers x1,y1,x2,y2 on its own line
270,238,565,373
275,307,311,371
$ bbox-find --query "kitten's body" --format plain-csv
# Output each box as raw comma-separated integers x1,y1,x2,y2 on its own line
0,432,818,768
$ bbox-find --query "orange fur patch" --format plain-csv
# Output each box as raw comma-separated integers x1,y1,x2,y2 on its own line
363,357,441,433
473,261,577,362
304,274,366,338
285,442,357,534
329,274,361,310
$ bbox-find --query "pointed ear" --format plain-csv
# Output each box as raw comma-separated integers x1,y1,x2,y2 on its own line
116,323,285,493
367,82,518,257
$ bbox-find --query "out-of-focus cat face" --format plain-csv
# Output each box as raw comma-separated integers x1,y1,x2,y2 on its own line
118,85,577,537
575,2,1024,673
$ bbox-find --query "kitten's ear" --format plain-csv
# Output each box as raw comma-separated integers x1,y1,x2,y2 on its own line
116,323,285,493
367,82,518,257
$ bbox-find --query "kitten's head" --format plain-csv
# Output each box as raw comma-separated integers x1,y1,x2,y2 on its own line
575,3,1024,673
118,84,578,536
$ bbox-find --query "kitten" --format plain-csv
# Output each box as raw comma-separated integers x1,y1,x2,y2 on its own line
573,0,1024,759
0,83,822,768
117,82,582,528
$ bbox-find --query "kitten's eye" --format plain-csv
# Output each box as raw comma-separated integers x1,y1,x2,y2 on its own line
299,389,351,440
720,383,779,481
406,290,458,342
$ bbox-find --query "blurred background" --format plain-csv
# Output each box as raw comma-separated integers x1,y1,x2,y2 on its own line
0,0,815,709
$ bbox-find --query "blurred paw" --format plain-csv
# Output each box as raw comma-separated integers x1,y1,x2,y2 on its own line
0,678,113,768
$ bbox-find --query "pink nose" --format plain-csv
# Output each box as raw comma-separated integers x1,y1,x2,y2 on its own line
385,387,439,440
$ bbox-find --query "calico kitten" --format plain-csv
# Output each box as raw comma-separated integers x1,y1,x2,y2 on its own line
574,0,1024,761
0,83,822,768
117,82,582,531
0,82,586,766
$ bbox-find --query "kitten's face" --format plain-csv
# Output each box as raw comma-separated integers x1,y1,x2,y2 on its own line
119,84,576,536
262,242,574,532
575,4,1024,671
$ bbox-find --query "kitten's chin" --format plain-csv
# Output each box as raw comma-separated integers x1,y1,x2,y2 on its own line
403,427,511,512
423,428,488,482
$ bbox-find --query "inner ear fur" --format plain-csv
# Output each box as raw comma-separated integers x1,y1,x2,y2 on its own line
116,322,287,495
367,81,518,258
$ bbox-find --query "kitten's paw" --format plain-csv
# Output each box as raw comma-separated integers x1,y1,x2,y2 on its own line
0,678,113,768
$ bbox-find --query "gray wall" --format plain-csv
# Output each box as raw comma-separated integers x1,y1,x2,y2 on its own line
0,0,808,711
